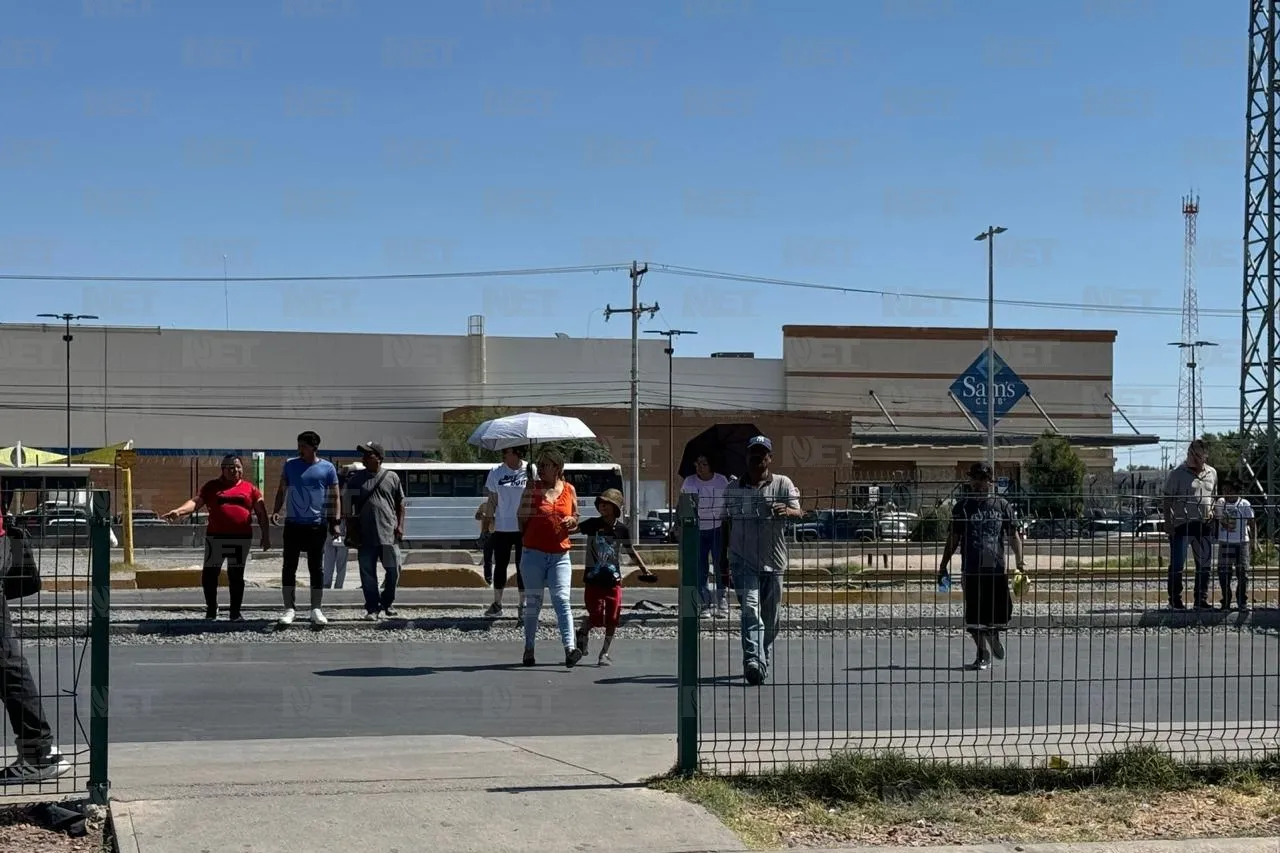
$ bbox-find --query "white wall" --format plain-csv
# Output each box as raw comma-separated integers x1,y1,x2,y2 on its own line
0,323,787,455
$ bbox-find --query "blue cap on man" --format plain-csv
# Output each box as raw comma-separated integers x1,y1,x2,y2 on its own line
746,435,772,453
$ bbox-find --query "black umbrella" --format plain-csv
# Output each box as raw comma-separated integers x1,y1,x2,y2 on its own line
678,423,761,481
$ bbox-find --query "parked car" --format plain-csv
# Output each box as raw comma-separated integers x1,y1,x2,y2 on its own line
1133,518,1165,540
791,509,879,542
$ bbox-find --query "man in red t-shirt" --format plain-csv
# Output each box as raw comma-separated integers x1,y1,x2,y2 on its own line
164,455,270,621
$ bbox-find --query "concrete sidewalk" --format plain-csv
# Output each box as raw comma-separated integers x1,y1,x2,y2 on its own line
108,733,743,853
106,734,1280,853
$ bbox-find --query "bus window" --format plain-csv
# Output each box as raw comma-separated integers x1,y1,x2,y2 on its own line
405,472,431,498
565,469,623,496
429,471,485,498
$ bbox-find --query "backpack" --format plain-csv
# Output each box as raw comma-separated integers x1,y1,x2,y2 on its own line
583,530,622,588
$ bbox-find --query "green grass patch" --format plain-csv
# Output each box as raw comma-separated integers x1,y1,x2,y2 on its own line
639,548,678,566
655,747,1280,848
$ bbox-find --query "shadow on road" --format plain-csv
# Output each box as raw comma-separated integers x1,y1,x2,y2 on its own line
594,674,742,687
314,663,525,678
845,664,971,673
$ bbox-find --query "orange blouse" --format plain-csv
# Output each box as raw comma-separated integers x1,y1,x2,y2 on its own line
522,482,578,553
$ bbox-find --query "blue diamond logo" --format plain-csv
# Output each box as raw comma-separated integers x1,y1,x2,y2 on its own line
948,348,1028,429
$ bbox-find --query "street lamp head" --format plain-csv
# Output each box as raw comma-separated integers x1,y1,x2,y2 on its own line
974,226,1008,241
993,226,1008,235
76,314,99,321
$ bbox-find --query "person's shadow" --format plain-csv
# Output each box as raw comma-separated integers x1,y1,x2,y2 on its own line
846,664,972,673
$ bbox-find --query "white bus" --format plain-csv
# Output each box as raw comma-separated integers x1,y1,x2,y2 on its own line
340,461,624,546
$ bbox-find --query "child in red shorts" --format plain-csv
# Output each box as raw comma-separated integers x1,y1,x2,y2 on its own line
575,488,654,666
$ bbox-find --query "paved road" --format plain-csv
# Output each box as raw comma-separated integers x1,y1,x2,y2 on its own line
10,633,1278,751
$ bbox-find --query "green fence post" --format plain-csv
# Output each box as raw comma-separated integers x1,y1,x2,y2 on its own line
88,489,111,806
676,491,701,774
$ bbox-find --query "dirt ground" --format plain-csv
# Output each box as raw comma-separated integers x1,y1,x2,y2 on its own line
672,777,1280,849
0,804,107,853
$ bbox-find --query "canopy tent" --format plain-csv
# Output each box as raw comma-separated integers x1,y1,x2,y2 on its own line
0,440,133,467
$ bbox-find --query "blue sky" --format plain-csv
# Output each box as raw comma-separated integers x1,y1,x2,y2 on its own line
0,0,1244,465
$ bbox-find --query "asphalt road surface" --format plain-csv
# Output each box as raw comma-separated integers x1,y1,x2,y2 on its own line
10,632,1278,749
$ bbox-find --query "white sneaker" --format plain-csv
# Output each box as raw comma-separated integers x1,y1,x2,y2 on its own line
0,749,70,784
362,611,381,622
598,653,612,666
278,609,295,626
310,608,328,626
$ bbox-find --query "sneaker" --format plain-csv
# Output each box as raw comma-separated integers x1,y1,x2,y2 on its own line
522,649,535,667
598,653,612,666
205,608,218,621
383,607,399,617
310,608,328,626
229,614,246,624
278,609,296,626
565,647,584,668
484,602,502,617
988,633,1006,661
1194,600,1213,610
362,611,381,622
0,750,70,784
1170,600,1186,610
744,662,764,686
969,652,991,671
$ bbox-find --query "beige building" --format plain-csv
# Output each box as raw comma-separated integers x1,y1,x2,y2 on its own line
782,325,1128,488
0,319,1147,515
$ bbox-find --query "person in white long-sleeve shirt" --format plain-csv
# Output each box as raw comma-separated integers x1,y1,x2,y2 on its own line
680,455,731,617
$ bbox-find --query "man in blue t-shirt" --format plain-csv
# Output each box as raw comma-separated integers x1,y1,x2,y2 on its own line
271,430,340,627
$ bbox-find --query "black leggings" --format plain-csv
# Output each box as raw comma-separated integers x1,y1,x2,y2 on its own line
202,535,251,617
282,523,327,611
490,531,524,592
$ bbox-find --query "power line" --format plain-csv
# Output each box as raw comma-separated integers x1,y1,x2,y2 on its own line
0,263,631,284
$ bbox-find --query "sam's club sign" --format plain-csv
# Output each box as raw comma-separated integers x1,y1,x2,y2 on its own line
948,348,1028,429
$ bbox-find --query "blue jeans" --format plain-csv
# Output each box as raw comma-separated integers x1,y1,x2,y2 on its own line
1168,522,1212,605
731,563,781,675
697,527,727,608
358,542,402,614
519,547,574,649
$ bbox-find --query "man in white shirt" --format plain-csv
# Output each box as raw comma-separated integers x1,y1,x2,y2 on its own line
1214,473,1255,611
484,447,533,617
680,455,731,617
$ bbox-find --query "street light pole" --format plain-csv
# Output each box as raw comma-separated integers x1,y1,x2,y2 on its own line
647,329,697,516
1168,339,1219,442
974,226,1007,474
38,312,99,465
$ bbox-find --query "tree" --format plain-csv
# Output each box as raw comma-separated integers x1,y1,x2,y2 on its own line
438,407,612,464
1026,431,1086,518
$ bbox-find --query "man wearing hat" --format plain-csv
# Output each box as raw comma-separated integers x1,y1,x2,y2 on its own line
938,461,1025,670
345,441,406,620
716,435,802,686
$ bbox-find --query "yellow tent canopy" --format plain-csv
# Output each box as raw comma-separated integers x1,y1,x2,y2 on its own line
0,444,67,466
70,441,133,465
0,440,134,467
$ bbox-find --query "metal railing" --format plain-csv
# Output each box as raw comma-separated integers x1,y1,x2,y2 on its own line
1,489,111,804
675,485,1280,774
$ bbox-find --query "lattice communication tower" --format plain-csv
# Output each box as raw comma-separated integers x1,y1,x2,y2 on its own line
1176,193,1201,448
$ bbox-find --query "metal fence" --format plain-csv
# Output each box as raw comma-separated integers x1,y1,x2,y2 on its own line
0,489,111,804
675,484,1280,774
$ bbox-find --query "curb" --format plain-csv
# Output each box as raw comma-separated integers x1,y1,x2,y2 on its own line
15,609,1279,639
108,802,140,853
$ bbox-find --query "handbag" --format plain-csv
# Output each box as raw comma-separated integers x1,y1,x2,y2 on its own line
4,528,42,601
344,470,388,548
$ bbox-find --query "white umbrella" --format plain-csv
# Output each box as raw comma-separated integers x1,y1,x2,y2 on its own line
467,412,596,451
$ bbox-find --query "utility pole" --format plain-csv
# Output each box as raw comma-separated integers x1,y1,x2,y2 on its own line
38,312,98,465
974,225,1007,474
1168,339,1218,442
647,328,697,517
603,262,658,528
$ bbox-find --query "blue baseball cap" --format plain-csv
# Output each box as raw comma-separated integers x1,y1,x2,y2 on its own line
746,435,772,453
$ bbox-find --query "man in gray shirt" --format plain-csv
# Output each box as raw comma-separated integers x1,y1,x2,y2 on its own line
346,442,406,620
717,435,802,686
1162,438,1217,610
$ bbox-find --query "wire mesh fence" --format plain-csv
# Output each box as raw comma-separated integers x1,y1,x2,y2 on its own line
0,486,111,804
676,483,1280,775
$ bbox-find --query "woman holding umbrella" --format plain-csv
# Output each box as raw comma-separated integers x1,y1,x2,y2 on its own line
517,447,583,668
